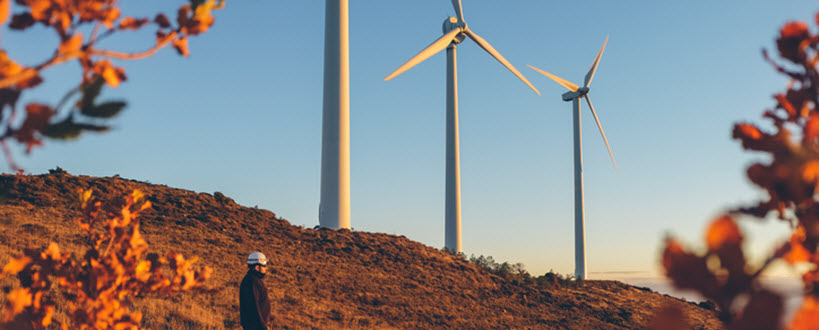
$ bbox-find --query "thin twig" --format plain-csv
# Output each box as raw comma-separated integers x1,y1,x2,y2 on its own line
89,22,102,46
94,28,116,44
88,36,175,60
1,139,20,173
55,85,82,114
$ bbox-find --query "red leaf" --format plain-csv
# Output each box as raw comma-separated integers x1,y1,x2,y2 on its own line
777,21,810,62
775,93,797,117
734,123,762,140
662,238,718,296
15,103,55,153
729,290,783,330
154,13,171,28
781,21,809,38
646,305,689,330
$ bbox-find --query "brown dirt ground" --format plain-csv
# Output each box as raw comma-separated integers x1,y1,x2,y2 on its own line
0,172,723,329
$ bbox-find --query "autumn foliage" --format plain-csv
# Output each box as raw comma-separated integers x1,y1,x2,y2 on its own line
0,189,211,329
659,12,819,329
0,0,224,172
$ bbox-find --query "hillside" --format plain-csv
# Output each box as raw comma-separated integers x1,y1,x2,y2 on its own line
0,171,722,329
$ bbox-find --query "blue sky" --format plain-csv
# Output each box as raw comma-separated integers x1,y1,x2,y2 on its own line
4,1,818,278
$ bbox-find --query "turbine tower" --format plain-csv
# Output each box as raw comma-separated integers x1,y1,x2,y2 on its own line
319,0,351,229
528,36,615,280
385,0,540,253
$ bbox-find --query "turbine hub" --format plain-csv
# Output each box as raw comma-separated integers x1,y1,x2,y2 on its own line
442,17,466,44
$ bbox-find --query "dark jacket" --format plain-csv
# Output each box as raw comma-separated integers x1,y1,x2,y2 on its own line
240,269,271,330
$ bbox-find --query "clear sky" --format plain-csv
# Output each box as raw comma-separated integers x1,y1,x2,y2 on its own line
4,1,818,278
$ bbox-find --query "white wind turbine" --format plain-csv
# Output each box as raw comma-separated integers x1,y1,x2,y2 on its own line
319,0,350,229
527,36,615,280
385,0,540,254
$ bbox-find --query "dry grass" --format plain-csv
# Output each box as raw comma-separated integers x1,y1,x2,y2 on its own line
0,172,723,329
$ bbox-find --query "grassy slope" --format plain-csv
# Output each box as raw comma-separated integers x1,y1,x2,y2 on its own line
0,172,722,329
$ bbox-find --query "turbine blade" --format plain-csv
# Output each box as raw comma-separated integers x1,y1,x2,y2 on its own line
451,0,465,22
384,28,462,81
527,64,579,92
463,28,540,95
584,35,608,88
585,95,616,170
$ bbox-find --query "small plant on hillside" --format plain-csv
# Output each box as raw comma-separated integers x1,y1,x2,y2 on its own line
658,12,819,329
0,189,211,329
466,254,581,289
0,0,225,172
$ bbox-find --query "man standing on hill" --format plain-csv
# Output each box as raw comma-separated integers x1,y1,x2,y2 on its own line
240,251,271,329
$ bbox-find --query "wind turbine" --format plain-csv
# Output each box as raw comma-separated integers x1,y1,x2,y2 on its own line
527,36,615,280
385,0,540,253
319,0,350,229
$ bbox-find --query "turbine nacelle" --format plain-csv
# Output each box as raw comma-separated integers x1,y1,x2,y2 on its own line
383,4,540,94
529,35,616,170
562,87,590,101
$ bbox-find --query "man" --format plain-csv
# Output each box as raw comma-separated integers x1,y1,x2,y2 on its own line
240,251,271,330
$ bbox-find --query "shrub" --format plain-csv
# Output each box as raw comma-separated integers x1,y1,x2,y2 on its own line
0,189,211,329
658,11,819,329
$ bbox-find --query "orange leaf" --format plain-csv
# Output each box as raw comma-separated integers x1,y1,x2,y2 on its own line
80,189,93,208
3,288,32,321
118,17,149,30
172,37,190,57
776,93,797,116
129,224,147,254
104,8,121,29
42,242,61,260
783,226,811,264
93,60,127,88
802,161,819,184
41,305,54,326
791,296,819,330
1,256,32,276
0,50,24,78
735,123,762,140
806,114,819,142
705,215,742,251
178,0,217,35
134,261,152,282
58,34,83,56
27,0,50,21
0,0,9,26
130,189,144,203
781,21,809,38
